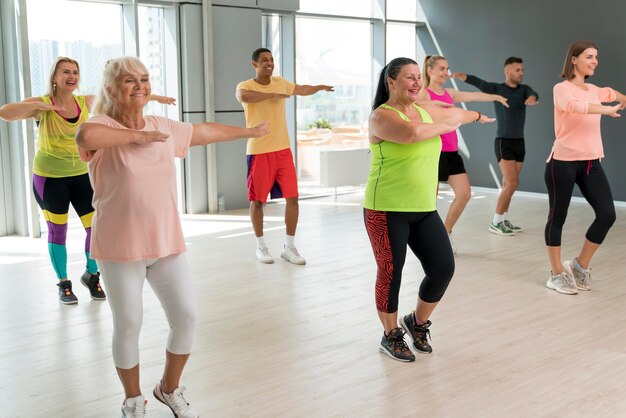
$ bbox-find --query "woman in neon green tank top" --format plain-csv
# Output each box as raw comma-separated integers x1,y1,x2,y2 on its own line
365,57,494,362
0,56,175,305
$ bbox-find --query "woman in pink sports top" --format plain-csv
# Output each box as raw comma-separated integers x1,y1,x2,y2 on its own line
544,40,626,295
418,55,508,253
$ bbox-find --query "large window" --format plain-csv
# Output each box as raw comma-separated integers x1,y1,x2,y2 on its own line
295,17,372,184
26,0,124,97
299,0,375,18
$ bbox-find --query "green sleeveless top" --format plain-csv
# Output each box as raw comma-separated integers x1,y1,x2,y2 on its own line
33,95,89,178
363,103,441,212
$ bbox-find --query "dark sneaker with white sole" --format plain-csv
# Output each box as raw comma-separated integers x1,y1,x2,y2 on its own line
400,312,433,354
80,271,106,300
379,327,415,362
57,280,78,305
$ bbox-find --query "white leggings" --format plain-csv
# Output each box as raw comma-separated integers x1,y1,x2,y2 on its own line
99,253,197,369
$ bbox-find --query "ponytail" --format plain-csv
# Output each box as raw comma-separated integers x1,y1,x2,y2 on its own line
372,57,418,110
422,55,446,89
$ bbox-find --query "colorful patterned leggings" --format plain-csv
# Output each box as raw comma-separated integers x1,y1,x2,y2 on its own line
364,209,455,313
32,173,97,280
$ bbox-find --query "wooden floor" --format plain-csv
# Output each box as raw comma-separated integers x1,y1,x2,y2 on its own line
2,188,626,417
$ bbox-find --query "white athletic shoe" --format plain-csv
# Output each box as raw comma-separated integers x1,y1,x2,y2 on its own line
255,247,274,264
546,271,578,295
153,382,198,418
121,395,147,418
563,259,592,291
281,246,306,265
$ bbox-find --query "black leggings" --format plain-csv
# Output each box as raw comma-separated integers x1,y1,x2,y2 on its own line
364,209,455,313
544,159,615,246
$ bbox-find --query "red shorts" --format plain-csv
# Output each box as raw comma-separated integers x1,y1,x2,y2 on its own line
247,148,299,203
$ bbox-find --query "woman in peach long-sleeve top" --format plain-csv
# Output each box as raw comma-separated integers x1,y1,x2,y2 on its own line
544,40,626,295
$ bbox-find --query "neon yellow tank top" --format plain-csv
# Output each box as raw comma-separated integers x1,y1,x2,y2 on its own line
363,103,442,211
33,95,89,178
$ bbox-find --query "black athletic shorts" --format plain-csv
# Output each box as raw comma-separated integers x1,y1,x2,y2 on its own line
494,137,525,162
438,151,466,182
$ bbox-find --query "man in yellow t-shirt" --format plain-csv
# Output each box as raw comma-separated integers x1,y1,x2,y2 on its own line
236,48,333,265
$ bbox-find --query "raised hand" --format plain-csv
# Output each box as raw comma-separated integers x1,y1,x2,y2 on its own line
134,130,169,145
478,114,496,124
249,121,270,137
495,95,509,108
525,96,539,106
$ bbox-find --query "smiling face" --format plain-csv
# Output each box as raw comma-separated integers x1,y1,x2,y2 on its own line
53,62,80,94
113,70,151,111
252,51,275,79
427,59,449,86
572,48,598,78
389,63,422,102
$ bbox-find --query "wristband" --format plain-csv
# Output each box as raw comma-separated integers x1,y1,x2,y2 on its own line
474,111,481,122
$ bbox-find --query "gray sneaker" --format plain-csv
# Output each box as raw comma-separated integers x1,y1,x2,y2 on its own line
563,259,592,291
489,222,515,236
546,271,578,295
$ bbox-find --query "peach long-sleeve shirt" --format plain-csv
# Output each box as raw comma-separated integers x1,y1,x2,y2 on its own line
549,80,616,161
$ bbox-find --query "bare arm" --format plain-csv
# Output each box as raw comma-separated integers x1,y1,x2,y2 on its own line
292,84,334,96
190,121,270,146
421,102,495,125
369,108,460,145
0,97,61,121
587,103,622,117
236,89,290,104
75,122,169,152
149,94,177,105
446,89,509,107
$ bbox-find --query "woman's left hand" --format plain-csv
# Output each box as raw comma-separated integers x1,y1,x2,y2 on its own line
152,95,177,105
478,114,496,124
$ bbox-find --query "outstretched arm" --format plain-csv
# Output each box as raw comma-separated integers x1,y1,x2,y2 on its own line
150,94,177,105
447,89,509,107
190,121,270,146
293,84,334,96
76,122,169,152
422,102,495,126
369,108,461,144
0,97,61,121
236,89,290,104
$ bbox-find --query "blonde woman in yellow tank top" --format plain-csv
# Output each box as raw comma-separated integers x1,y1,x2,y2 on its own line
0,56,174,305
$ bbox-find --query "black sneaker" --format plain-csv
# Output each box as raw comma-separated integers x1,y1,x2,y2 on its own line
57,280,78,305
400,312,432,354
81,271,106,300
379,327,415,362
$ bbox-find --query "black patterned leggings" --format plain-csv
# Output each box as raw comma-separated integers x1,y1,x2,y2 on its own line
363,209,455,313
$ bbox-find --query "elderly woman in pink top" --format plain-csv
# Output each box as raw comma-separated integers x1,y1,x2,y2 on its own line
75,57,268,418
544,41,626,295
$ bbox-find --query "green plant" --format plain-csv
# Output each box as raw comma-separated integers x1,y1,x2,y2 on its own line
307,118,332,130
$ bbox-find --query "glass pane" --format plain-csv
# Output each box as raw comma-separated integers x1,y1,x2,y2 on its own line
27,0,124,97
261,14,281,76
387,0,424,21
299,0,374,18
296,17,372,184
386,23,417,62
138,6,168,117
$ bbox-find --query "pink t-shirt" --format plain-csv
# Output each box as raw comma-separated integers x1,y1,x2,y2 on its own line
86,115,193,262
426,88,458,152
550,80,617,161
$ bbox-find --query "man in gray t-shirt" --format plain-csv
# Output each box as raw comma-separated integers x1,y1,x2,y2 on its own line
452,57,539,236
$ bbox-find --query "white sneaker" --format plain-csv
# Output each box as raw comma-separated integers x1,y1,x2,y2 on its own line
281,246,306,265
122,395,147,418
153,382,198,418
563,259,592,291
545,271,578,295
255,247,274,264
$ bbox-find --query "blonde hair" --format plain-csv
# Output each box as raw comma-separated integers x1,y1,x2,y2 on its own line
92,57,150,116
561,40,597,80
47,57,80,96
422,55,446,88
